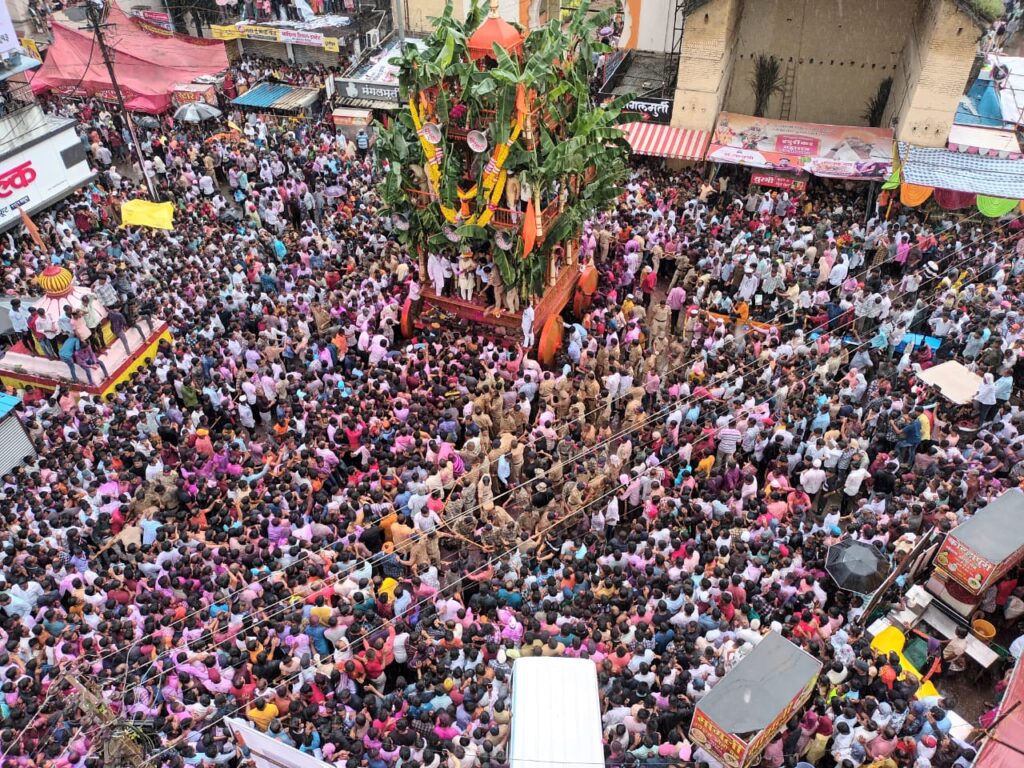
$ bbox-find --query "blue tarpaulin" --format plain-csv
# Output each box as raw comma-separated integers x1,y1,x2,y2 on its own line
955,79,1010,128
231,82,321,111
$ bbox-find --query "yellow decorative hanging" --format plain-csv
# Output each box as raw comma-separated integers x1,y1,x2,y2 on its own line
407,91,527,228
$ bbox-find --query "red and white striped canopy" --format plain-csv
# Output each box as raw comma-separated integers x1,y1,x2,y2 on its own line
621,122,710,161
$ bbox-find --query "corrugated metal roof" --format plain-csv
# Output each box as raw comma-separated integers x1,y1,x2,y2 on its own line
231,82,295,108
272,86,321,111
231,81,321,111
0,394,21,419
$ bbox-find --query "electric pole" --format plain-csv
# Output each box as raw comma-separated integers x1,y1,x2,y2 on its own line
83,0,160,201
65,672,146,768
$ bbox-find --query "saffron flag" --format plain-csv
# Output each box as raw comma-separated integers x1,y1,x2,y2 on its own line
522,200,537,258
18,206,45,250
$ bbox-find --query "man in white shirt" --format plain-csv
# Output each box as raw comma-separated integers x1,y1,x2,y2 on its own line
8,299,33,354
842,458,871,516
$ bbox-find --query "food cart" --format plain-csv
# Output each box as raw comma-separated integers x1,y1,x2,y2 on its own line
330,106,373,144
689,632,822,768
171,82,219,109
867,490,1024,684
928,488,1024,618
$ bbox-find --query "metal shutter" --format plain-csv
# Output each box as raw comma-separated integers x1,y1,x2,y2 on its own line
240,39,290,62
0,415,34,476
292,45,341,67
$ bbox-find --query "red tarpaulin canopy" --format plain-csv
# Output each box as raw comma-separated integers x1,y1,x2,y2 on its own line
29,5,227,114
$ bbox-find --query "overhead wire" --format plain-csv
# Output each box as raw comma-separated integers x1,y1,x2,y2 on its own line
65,209,1023,691
71,211,1024,764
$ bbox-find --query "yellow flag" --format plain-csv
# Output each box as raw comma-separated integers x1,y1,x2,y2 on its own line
121,199,175,230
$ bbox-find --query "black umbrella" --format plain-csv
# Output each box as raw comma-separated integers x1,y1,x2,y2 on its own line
826,538,890,594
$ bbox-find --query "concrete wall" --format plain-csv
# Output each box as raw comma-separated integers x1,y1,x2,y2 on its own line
402,0,552,33
883,0,981,146
670,0,979,140
620,0,674,52
723,0,918,126
404,0,465,34
670,0,742,132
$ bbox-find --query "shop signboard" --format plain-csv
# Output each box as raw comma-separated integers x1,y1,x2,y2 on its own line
689,708,747,768
279,28,325,47
750,171,807,193
210,24,241,40
335,78,400,106
935,535,995,594
620,97,672,124
131,9,174,32
172,83,218,108
0,125,94,230
240,25,281,42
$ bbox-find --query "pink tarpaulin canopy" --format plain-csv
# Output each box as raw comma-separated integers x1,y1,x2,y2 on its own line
976,653,1024,768
29,5,227,114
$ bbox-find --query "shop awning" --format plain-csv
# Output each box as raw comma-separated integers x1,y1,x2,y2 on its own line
947,124,1023,158
916,360,982,405
232,82,321,111
706,112,893,180
898,142,1024,198
976,653,1024,768
621,122,709,161
28,4,227,114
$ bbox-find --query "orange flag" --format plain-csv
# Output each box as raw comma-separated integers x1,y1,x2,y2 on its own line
19,206,45,250
522,200,537,258
516,83,527,116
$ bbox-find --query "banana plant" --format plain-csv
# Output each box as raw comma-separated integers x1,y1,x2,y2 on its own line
376,0,632,298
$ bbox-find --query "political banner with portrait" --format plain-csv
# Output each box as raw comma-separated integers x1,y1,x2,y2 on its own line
707,112,894,181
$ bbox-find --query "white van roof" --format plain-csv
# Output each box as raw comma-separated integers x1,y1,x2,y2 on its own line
510,657,604,768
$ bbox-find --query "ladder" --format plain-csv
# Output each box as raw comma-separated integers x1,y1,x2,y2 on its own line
778,59,796,121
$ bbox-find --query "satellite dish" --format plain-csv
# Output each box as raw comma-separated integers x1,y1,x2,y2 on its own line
392,213,410,231
467,130,488,153
421,123,443,145
495,231,513,250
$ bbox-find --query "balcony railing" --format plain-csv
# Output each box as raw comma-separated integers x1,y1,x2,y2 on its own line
0,81,38,120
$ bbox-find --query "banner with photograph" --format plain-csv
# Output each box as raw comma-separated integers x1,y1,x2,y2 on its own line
707,112,894,181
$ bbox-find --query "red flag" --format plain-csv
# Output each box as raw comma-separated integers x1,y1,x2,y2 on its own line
522,200,536,258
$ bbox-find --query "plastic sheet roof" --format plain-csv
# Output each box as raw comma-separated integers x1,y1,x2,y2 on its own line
232,82,321,111
898,142,1024,198
29,5,227,114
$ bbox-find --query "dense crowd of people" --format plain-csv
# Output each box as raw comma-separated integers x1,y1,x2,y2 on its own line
4,60,1024,768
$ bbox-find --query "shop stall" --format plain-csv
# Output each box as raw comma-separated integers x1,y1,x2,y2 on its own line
689,632,821,768
333,36,425,127
917,359,983,405
927,488,1024,618
330,106,373,143
231,82,323,119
